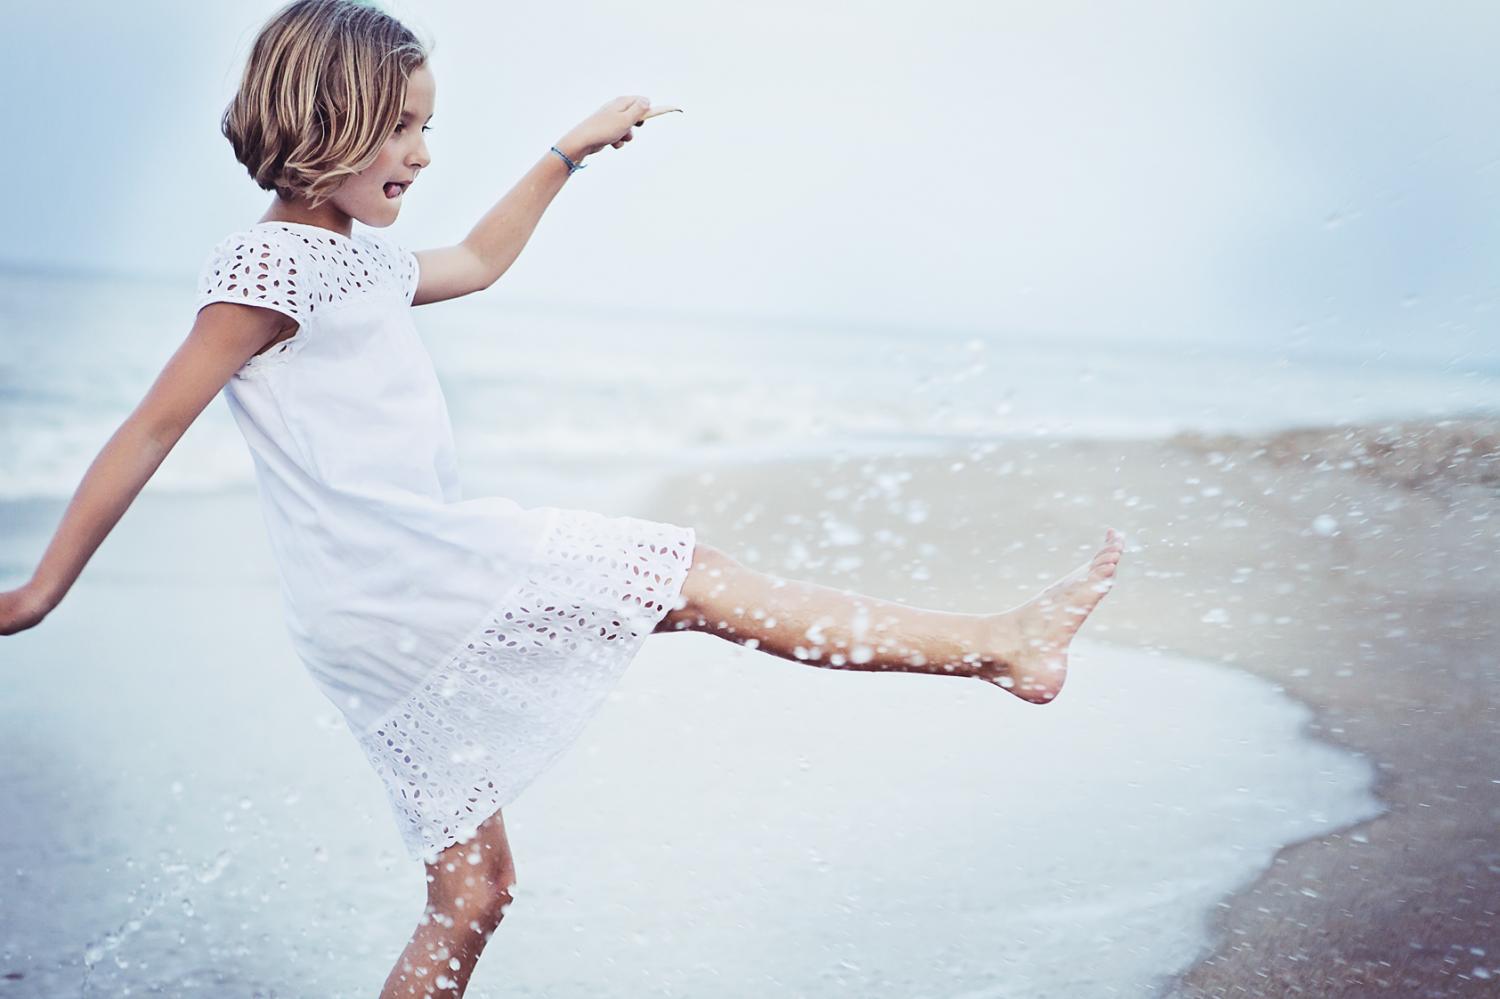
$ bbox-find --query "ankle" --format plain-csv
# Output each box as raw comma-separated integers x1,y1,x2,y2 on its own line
970,612,1023,679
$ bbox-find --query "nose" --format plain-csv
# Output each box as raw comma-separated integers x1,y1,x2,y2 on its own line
411,136,431,172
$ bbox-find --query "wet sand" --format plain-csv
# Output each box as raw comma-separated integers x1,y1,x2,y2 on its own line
0,477,1378,996
641,416,1500,997
1,416,1494,995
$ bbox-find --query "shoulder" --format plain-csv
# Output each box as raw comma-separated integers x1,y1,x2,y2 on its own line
197,224,306,286
196,224,318,323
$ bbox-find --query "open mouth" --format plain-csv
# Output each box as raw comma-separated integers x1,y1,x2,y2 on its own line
384,182,408,199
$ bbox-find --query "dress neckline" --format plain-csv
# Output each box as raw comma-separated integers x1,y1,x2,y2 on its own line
251,220,365,243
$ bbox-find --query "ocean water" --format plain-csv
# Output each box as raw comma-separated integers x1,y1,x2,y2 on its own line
1,266,1495,505
0,519,1382,996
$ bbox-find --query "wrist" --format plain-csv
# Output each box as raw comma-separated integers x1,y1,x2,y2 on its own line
551,138,589,166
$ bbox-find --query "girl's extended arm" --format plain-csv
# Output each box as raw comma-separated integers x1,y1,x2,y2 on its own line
0,302,290,636
411,95,653,307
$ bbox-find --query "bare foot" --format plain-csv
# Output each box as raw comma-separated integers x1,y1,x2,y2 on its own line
973,528,1125,704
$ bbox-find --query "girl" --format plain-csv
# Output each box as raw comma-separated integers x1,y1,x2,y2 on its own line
0,1,1125,995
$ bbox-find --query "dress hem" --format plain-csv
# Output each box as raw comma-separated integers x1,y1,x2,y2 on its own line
348,509,697,863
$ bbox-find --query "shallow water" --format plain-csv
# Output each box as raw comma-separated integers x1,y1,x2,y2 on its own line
2,268,1496,503
0,490,1381,996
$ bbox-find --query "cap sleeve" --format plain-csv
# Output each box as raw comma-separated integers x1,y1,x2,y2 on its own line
195,229,309,327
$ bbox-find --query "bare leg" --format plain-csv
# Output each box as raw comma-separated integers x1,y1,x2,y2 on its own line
656,528,1125,704
380,809,517,999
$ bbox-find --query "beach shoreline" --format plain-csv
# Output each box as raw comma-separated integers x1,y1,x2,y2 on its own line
638,415,1500,997
2,415,1495,995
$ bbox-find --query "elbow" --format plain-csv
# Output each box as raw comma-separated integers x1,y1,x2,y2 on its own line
459,241,503,294
131,412,187,460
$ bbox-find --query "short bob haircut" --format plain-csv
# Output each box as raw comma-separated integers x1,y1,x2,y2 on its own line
221,0,431,208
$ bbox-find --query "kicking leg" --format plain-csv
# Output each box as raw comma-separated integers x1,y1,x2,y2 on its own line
656,528,1124,704
380,809,517,999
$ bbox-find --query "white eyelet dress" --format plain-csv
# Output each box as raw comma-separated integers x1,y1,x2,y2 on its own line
194,221,696,863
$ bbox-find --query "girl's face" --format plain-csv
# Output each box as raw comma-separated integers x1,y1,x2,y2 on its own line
341,63,435,226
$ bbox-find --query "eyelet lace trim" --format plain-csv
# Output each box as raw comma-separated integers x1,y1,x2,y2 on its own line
194,223,415,379
351,508,697,862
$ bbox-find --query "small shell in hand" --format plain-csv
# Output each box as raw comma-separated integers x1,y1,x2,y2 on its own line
636,106,683,124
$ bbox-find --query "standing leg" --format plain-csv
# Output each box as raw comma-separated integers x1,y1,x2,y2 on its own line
656,528,1125,704
380,808,517,999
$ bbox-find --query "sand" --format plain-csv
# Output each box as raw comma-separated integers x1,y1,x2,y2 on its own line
638,416,1500,997
2,415,1494,995
0,486,1378,996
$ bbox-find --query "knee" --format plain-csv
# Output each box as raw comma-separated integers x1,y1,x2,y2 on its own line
427,862,517,933
682,541,739,584
476,871,517,929
673,542,740,620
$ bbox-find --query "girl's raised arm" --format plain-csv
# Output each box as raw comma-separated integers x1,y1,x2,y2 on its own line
411,96,653,307
0,302,291,636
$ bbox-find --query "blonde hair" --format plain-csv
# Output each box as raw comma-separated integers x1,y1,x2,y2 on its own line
220,0,431,208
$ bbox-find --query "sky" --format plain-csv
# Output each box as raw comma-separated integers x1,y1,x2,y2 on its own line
3,0,1498,353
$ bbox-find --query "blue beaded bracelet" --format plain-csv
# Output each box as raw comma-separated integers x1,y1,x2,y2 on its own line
549,145,586,174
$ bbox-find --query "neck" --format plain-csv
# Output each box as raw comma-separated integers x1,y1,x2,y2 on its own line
259,197,355,238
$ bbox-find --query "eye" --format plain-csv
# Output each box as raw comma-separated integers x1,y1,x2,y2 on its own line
421,125,433,133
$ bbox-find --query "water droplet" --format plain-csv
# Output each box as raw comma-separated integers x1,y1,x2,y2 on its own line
196,850,232,884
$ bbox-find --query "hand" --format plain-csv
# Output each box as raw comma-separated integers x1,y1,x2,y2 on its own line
555,95,654,163
0,583,51,636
